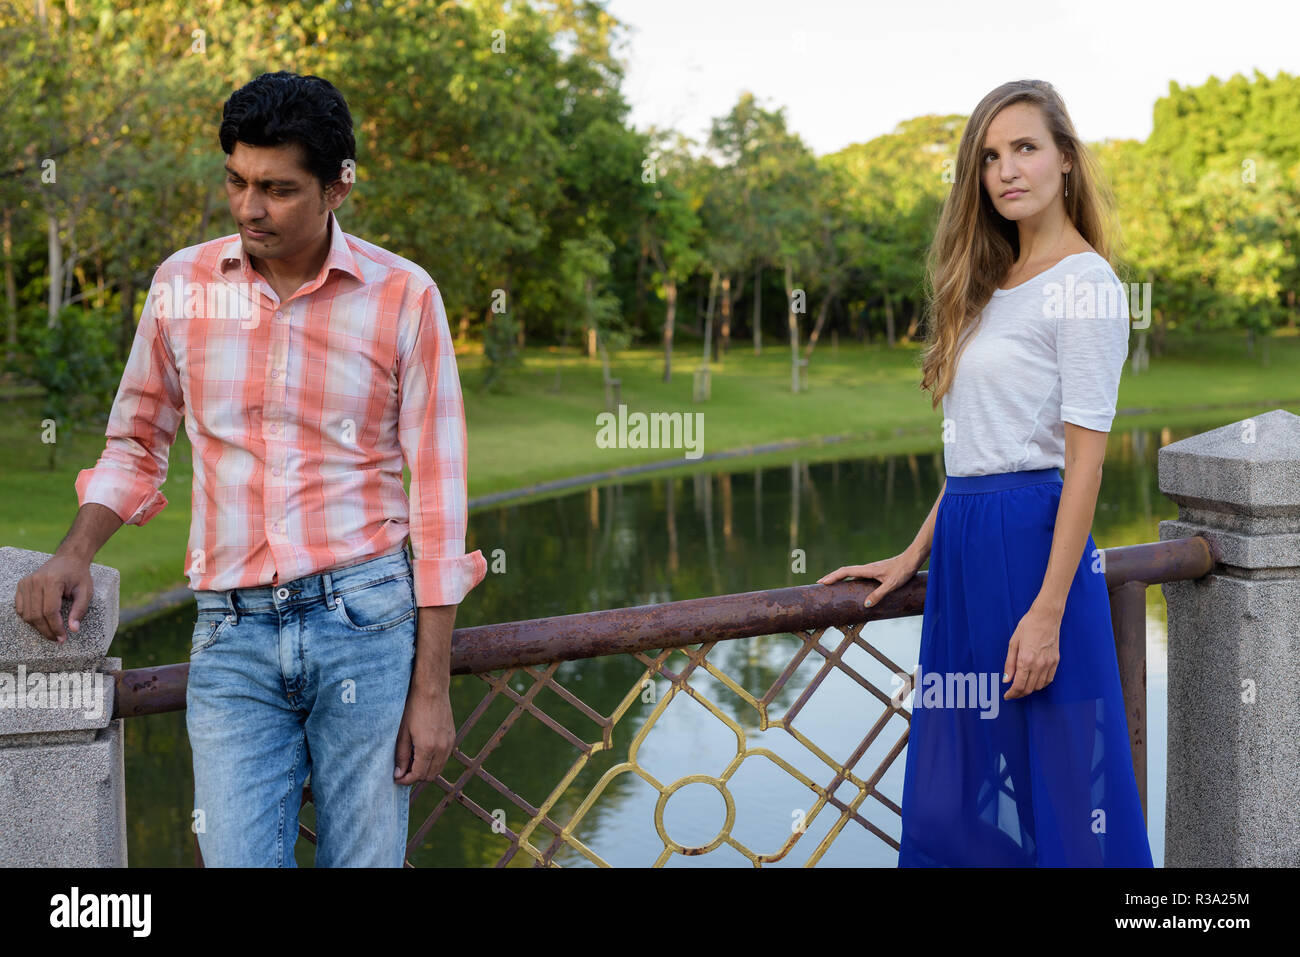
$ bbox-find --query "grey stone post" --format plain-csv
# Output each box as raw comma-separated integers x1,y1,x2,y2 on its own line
1158,408,1300,866
0,546,126,866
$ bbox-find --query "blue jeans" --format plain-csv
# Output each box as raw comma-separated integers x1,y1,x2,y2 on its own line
187,547,417,867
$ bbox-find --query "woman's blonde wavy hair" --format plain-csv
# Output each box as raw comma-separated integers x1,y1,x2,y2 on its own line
919,79,1121,409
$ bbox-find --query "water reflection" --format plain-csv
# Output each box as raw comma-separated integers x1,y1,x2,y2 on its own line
119,422,1192,867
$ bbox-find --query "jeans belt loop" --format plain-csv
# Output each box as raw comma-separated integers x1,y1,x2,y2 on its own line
322,569,336,610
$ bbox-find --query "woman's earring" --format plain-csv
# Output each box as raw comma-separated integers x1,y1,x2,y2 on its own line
1064,171,1070,198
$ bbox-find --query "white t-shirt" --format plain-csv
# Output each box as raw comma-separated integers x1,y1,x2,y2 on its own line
940,251,1130,477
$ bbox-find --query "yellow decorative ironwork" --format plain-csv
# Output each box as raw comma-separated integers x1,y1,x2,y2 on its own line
406,619,916,867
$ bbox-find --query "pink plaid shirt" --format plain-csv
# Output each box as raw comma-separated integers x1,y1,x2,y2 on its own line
76,211,487,607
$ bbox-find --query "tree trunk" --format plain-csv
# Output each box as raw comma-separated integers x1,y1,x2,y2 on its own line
903,300,920,341
785,262,800,393
702,269,718,366
599,340,616,411
694,271,718,402
719,274,732,356
1131,329,1149,374
752,261,762,355
662,279,676,382
46,210,62,326
884,290,896,347
3,207,17,365
804,293,833,359
585,275,596,357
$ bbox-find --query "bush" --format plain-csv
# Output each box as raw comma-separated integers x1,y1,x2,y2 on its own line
480,310,523,393
5,305,123,468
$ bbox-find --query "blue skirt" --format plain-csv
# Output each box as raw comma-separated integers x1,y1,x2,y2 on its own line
897,467,1153,867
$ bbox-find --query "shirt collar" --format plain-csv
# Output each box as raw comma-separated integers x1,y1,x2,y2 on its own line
218,210,363,285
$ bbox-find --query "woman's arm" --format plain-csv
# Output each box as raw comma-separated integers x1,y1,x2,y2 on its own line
1033,423,1108,617
905,478,946,566
815,477,945,605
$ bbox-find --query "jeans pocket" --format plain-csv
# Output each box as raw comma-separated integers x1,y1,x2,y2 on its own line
191,609,234,655
333,573,416,632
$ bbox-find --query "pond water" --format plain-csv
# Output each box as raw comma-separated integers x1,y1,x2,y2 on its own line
118,423,1185,867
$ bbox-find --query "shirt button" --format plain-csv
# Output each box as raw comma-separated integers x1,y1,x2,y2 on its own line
271,370,279,378
275,311,283,320
272,467,281,476
269,425,278,434
272,522,281,532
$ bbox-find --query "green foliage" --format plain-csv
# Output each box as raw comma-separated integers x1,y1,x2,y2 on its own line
5,305,122,469
1,0,1296,402
559,232,628,349
480,309,523,394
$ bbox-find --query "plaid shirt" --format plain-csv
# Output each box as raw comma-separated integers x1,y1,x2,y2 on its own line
75,211,486,607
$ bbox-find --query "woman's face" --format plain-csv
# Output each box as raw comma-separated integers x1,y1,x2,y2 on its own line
980,102,1070,222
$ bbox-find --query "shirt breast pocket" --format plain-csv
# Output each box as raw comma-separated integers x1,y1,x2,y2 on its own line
316,351,395,452
175,336,263,438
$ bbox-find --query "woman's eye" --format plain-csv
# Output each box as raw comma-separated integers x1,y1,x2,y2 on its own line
983,144,1033,162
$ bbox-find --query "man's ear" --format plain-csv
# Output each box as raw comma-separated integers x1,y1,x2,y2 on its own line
325,177,352,210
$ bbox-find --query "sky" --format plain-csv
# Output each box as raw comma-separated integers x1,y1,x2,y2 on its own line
604,0,1300,156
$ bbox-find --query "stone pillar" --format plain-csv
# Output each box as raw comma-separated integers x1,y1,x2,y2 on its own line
0,546,126,866
1158,409,1300,866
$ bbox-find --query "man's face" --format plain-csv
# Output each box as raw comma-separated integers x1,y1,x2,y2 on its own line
980,102,1069,223
223,141,335,261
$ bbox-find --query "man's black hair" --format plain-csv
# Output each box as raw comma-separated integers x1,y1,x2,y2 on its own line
219,71,355,189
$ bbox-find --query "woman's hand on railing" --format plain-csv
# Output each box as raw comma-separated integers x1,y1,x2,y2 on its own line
816,548,924,608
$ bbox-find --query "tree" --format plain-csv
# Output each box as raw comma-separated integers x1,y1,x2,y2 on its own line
638,130,702,382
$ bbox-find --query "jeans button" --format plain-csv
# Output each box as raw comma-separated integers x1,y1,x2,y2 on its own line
276,587,289,600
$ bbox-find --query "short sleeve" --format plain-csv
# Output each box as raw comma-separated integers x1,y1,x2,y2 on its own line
1055,266,1130,432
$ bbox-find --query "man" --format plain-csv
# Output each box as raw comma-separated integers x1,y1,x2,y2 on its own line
13,71,486,867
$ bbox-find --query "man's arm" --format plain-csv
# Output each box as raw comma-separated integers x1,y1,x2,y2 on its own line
73,270,185,527
394,282,488,618
15,270,185,641
392,281,487,784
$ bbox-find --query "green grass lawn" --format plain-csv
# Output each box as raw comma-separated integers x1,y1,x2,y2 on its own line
3,328,1298,610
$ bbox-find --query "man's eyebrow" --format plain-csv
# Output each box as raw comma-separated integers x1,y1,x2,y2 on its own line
222,163,301,187
981,137,1039,152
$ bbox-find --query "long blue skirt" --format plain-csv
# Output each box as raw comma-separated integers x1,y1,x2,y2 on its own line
897,467,1153,867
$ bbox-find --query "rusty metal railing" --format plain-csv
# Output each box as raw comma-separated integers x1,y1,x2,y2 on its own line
112,536,1216,867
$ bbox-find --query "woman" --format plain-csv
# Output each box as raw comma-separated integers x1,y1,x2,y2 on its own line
818,80,1153,867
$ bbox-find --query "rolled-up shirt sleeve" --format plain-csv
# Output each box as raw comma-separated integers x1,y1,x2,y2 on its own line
397,281,487,607
75,267,185,525
1056,266,1131,432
